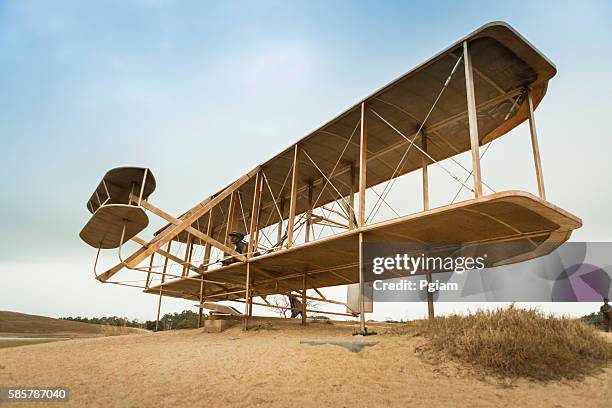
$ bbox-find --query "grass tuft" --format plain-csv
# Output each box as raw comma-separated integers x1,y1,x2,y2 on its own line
390,306,612,381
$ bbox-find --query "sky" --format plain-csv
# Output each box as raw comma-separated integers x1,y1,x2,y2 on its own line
1,0,611,322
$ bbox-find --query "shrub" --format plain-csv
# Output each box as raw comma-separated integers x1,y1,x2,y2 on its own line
390,306,612,381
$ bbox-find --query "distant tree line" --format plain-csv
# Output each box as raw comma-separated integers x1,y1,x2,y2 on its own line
581,312,604,328
61,310,206,331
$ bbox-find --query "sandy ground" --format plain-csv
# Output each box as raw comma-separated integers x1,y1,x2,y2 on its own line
1,320,611,408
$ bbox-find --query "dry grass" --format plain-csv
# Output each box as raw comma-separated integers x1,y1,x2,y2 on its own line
0,338,68,349
98,325,148,336
387,306,612,381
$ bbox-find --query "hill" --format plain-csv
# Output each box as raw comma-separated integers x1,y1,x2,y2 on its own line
0,310,146,337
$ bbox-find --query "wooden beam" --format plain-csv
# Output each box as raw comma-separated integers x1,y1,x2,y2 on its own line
243,264,297,295
358,231,366,333
197,305,204,328
349,162,356,229
295,291,358,315
253,175,264,252
137,198,246,261
129,238,232,294
425,246,434,319
422,134,429,211
310,215,348,229
248,172,262,256
145,254,154,289
313,287,326,301
224,192,240,252
253,191,262,252
152,165,259,245
160,240,172,282
182,234,192,277
202,211,213,271
331,271,353,284
358,103,368,226
243,263,251,330
197,269,205,328
197,275,205,327
305,182,313,242
287,144,300,247
155,240,172,332
301,273,307,325
155,289,163,332
527,89,546,200
131,235,200,276
277,197,285,244
463,41,483,198
321,205,348,220
198,213,213,328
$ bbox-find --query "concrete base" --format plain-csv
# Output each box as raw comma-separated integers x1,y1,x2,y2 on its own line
203,318,239,333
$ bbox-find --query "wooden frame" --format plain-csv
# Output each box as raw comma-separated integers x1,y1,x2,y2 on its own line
80,22,580,334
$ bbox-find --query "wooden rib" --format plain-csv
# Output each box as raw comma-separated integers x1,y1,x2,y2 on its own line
448,51,506,95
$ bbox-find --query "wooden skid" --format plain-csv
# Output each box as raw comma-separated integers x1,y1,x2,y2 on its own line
197,302,244,316
144,191,581,301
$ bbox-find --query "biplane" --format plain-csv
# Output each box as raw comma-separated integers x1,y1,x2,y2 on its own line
80,22,581,333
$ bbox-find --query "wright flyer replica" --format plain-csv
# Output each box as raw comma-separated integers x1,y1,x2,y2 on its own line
80,22,581,332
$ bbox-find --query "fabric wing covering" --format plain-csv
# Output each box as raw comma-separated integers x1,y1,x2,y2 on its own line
157,22,556,248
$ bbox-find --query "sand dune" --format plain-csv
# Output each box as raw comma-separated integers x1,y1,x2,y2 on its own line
0,319,610,407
